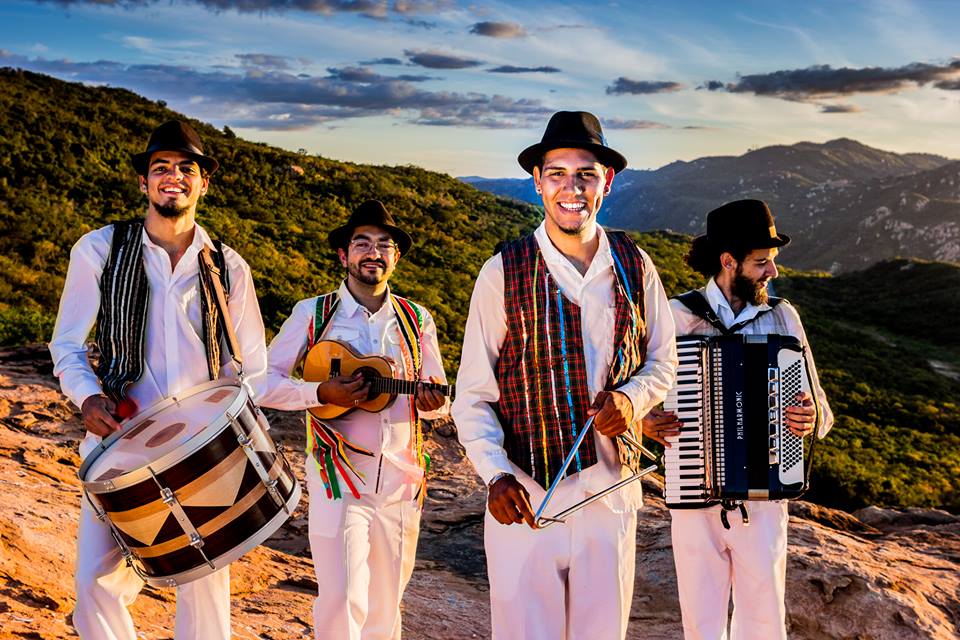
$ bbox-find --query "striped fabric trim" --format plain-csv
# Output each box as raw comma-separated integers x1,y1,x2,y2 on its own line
197,241,230,380
95,220,150,402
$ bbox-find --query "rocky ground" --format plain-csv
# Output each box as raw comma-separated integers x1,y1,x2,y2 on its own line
0,345,957,639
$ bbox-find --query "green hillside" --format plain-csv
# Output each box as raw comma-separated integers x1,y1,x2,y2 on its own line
0,68,540,371
2,68,958,512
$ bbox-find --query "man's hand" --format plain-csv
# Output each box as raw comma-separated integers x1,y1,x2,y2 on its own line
81,394,122,437
784,392,817,437
317,373,370,408
642,408,682,447
415,375,445,412
487,474,537,528
587,390,634,437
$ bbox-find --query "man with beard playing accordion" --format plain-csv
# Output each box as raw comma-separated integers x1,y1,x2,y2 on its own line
643,199,833,640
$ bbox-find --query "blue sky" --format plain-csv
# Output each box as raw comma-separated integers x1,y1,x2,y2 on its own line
3,0,960,176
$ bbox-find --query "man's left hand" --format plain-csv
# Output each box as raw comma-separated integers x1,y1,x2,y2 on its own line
784,392,817,437
415,375,445,412
587,390,634,437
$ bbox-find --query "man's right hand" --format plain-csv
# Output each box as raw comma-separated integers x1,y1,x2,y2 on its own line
317,373,370,408
81,394,122,437
487,474,537,528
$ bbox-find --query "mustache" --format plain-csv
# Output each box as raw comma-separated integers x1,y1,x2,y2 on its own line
360,259,387,268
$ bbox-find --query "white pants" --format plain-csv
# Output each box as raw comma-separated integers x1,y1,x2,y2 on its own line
484,471,638,640
73,495,231,640
670,501,788,640
306,461,422,640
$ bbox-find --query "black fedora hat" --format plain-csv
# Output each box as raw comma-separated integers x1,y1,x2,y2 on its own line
518,111,627,175
131,120,219,176
700,199,791,252
327,200,413,255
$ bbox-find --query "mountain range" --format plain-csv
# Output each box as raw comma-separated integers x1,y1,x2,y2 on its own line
463,139,960,273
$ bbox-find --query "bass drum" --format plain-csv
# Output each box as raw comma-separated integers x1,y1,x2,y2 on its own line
78,380,301,587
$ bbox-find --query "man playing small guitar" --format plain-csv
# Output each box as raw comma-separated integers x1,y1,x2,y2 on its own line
260,200,449,640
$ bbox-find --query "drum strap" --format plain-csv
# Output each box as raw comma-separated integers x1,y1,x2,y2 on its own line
199,245,241,376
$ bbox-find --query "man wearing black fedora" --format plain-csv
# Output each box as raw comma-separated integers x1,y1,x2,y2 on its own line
261,199,448,639
48,120,268,638
453,111,678,638
643,199,833,639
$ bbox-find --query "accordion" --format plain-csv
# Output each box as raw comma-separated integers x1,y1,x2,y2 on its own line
663,334,813,509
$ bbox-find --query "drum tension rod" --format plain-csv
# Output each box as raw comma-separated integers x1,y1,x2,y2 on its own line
148,467,215,571
229,413,287,511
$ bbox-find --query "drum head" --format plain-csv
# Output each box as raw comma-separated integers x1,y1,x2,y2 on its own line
85,385,244,483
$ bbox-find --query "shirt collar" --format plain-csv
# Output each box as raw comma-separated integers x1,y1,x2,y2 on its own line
705,277,770,325
140,222,213,252
336,280,392,319
533,220,613,279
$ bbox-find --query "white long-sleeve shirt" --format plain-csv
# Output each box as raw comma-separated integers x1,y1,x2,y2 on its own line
453,222,678,511
260,281,449,495
671,278,833,438
48,222,268,458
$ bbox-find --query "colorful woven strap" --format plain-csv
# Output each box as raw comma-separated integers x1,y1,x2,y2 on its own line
306,414,373,500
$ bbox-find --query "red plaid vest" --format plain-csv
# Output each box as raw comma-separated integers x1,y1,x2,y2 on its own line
496,231,648,489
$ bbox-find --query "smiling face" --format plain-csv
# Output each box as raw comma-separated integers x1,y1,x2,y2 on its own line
337,224,400,287
139,150,209,220
533,147,615,238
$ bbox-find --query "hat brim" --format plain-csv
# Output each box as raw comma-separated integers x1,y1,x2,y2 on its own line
517,140,627,175
131,149,220,176
327,223,413,256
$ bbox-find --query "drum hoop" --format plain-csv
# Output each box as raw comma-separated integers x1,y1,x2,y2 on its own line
79,379,250,493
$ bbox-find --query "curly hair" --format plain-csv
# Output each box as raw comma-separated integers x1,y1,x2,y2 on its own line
684,236,749,278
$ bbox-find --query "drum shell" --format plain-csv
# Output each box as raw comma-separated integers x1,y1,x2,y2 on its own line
79,381,301,586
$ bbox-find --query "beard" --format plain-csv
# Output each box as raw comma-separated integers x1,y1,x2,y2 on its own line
153,201,190,219
348,258,387,285
733,267,769,306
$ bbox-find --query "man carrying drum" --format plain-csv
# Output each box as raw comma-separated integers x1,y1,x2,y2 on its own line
48,120,267,639
260,200,449,639
453,111,678,639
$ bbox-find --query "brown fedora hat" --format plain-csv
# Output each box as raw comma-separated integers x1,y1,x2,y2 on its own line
699,199,791,252
327,200,413,255
518,111,627,175
131,120,219,176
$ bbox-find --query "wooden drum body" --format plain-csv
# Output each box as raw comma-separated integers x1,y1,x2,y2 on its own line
78,380,301,587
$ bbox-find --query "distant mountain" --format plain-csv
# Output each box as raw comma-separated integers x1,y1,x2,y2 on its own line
461,138,959,272
460,175,539,204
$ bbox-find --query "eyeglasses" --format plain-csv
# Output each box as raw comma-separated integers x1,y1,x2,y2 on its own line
349,239,398,255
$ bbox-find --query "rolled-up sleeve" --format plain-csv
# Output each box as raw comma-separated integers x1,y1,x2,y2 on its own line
452,255,514,485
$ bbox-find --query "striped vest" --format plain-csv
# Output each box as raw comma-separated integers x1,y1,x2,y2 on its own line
95,220,228,403
496,231,648,489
